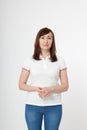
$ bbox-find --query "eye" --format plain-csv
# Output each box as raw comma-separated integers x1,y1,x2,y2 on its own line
48,36,52,39
40,36,45,39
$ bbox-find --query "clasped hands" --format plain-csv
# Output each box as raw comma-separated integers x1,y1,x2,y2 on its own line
37,87,53,98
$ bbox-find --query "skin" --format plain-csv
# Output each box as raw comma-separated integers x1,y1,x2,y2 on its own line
39,32,53,57
18,32,69,98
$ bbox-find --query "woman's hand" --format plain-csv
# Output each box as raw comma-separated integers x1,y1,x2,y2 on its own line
37,87,53,98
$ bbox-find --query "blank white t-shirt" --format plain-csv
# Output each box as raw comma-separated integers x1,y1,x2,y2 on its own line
22,55,67,106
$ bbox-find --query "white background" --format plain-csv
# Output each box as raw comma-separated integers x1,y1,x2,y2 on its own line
0,0,87,130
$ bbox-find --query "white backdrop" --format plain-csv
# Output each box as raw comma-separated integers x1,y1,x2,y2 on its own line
0,0,87,130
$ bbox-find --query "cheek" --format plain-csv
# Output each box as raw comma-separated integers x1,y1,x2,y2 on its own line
39,42,43,48
49,42,52,48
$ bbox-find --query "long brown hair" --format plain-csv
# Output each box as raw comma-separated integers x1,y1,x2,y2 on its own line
32,27,57,62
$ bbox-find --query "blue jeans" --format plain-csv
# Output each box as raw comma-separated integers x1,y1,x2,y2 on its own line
25,104,62,130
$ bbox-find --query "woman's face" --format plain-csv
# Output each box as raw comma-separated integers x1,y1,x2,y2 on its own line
39,32,53,51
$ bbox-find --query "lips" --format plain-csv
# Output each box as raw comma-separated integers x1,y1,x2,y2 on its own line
43,44,49,46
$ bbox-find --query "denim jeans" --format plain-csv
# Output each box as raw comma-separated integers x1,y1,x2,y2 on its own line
25,104,62,130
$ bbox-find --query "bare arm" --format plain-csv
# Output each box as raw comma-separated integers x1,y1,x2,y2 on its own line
39,69,69,97
18,68,39,92
51,68,69,93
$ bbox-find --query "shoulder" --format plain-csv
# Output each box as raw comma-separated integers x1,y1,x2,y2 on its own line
22,56,33,70
56,55,67,70
56,55,66,62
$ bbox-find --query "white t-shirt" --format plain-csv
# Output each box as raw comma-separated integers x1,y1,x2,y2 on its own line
22,55,67,106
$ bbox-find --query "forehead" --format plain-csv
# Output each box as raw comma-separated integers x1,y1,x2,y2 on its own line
42,32,53,37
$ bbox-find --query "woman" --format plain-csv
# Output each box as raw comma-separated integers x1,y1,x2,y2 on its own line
18,27,69,130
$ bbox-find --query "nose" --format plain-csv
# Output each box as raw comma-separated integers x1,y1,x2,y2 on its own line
44,38,48,43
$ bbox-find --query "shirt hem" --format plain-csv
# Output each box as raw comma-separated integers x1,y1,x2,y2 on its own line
24,102,62,106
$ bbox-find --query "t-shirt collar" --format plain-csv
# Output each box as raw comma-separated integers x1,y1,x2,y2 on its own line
39,54,50,60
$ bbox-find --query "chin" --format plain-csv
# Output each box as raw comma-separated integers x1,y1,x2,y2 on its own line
42,47,50,50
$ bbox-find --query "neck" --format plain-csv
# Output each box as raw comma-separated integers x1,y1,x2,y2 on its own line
41,50,50,58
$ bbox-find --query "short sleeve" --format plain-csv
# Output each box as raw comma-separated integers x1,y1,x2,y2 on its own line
58,56,67,70
22,57,31,71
